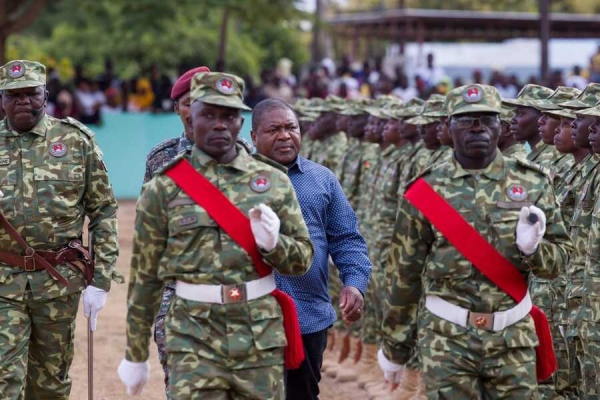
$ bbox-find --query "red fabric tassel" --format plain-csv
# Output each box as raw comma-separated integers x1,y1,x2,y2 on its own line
530,306,557,381
271,289,305,369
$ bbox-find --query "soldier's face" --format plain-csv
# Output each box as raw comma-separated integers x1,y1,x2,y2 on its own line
364,115,380,142
348,114,369,138
420,122,440,150
251,106,300,166
511,106,540,141
437,117,453,147
1,86,47,133
537,114,561,145
450,112,500,160
382,118,401,146
400,121,418,140
336,114,349,133
174,92,193,140
189,101,243,162
571,115,594,149
588,118,600,153
554,117,575,153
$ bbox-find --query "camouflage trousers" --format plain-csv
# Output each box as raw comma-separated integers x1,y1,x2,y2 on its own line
581,334,600,399
0,291,80,400
419,309,537,399
154,281,177,397
165,296,286,399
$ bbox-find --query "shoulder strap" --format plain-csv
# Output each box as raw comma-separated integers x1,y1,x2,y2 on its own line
404,177,556,381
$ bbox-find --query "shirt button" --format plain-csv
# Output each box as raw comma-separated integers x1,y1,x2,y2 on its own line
474,174,481,181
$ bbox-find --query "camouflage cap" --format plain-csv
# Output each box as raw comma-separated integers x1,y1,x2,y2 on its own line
446,84,502,117
396,97,425,118
543,108,576,120
190,72,251,111
298,113,319,122
375,94,403,108
405,115,436,125
528,86,582,111
575,104,600,118
559,83,600,109
500,104,515,123
380,102,406,119
0,60,46,91
422,96,446,118
339,98,375,116
501,84,554,107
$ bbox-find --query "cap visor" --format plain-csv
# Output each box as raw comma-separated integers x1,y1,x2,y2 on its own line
198,95,251,111
0,80,44,91
450,105,501,117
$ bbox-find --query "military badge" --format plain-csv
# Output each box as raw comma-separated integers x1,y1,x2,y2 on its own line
463,85,483,103
0,158,10,166
507,184,527,201
216,77,236,95
178,215,198,226
7,61,26,79
363,161,371,169
49,142,68,157
250,175,271,193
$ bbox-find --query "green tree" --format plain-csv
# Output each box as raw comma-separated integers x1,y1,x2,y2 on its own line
0,0,47,64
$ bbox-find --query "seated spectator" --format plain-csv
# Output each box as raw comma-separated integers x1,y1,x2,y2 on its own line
75,78,103,124
53,88,79,119
101,87,122,114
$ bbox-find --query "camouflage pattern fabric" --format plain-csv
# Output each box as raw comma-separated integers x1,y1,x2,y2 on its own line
165,297,285,399
189,72,251,111
351,141,380,228
428,146,452,167
502,84,554,108
381,151,572,396
339,140,363,209
125,145,313,398
300,135,315,160
502,143,528,159
396,142,429,197
0,60,46,90
311,131,348,180
143,133,191,183
528,141,558,172
0,291,80,400
0,113,118,398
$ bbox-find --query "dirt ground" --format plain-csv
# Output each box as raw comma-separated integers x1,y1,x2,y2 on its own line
67,200,369,400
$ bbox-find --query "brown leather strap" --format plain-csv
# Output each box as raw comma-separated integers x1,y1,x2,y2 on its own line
0,212,68,286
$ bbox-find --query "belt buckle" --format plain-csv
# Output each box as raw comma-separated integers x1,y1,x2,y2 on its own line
222,283,247,304
24,248,36,272
468,311,494,330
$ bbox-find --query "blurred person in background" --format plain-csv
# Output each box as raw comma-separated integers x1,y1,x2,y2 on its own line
128,77,155,112
150,64,173,113
263,69,294,103
416,53,444,89
97,58,120,92
392,73,417,101
590,45,600,82
565,66,588,90
101,87,122,114
53,88,79,119
75,78,103,124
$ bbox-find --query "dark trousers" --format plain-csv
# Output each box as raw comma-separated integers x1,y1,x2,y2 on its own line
285,328,329,400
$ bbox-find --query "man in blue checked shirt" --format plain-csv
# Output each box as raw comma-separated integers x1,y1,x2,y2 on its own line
251,98,372,400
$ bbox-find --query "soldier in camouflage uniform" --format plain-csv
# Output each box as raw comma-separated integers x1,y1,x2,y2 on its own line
118,72,313,399
504,84,555,168
395,98,428,197
579,105,600,399
498,105,528,159
310,96,348,180
379,84,573,398
146,66,253,395
0,60,119,399
0,93,5,120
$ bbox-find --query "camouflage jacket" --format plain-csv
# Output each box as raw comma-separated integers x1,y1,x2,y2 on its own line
527,141,556,171
125,145,314,362
312,131,348,180
144,132,191,183
428,146,453,167
396,142,427,197
502,143,528,159
339,140,362,208
381,151,572,364
552,152,575,187
354,142,381,227
300,135,314,160
0,115,118,301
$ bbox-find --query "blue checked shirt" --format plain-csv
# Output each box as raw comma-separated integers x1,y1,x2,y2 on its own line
275,156,372,334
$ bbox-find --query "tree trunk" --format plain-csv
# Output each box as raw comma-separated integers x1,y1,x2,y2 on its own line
0,35,5,65
216,8,230,71
0,0,47,65
311,0,323,63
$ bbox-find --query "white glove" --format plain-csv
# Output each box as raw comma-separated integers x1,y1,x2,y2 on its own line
516,205,546,255
377,349,404,384
249,203,280,252
82,285,107,331
118,359,149,396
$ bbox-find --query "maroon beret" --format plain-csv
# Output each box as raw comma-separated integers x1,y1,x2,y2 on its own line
170,66,211,101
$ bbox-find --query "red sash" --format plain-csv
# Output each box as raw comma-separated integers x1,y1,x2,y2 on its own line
404,178,556,382
165,159,305,369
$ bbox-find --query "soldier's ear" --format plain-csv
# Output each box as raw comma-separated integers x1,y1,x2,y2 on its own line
251,130,257,147
174,101,180,115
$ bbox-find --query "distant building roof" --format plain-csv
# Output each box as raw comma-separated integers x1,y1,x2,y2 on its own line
329,8,600,41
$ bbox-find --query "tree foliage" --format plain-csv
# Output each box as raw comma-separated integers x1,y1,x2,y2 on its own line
7,0,309,80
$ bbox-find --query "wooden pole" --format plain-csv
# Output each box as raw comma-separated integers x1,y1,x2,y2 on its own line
540,0,550,84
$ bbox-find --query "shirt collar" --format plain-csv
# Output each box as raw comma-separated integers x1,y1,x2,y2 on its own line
288,156,305,173
191,143,253,172
3,114,48,137
447,150,504,181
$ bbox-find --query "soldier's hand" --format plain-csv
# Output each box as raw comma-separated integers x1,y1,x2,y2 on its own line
339,286,364,323
82,285,107,331
516,205,546,255
249,203,280,252
377,349,404,384
118,359,149,396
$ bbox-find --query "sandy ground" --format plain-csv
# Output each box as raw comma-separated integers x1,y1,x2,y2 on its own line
67,200,369,400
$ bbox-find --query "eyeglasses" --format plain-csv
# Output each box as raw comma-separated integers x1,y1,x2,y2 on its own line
451,115,500,129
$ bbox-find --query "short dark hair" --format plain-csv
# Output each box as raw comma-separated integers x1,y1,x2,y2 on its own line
252,98,296,131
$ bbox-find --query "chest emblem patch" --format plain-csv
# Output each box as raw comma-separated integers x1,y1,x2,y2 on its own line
507,184,528,201
0,158,10,166
250,175,271,193
178,215,197,226
49,142,68,157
